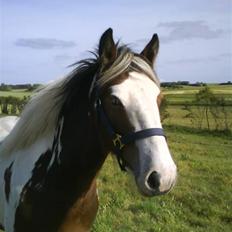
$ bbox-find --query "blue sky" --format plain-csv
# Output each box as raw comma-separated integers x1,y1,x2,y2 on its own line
0,0,231,84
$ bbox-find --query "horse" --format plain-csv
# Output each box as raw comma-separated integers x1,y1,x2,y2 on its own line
0,28,177,232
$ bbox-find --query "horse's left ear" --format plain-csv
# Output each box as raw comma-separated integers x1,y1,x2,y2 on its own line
141,34,159,66
99,28,117,67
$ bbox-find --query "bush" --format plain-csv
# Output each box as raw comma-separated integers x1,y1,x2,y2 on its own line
0,96,30,115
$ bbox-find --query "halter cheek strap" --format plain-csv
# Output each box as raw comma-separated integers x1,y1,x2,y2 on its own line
96,98,166,172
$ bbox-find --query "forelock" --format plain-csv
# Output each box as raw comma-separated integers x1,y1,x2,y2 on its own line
96,48,160,89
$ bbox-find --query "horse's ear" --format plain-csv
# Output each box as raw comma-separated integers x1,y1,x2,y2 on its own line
141,34,159,66
98,28,117,67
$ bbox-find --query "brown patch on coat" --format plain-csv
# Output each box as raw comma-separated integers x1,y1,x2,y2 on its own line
4,161,14,202
157,92,163,107
58,180,98,232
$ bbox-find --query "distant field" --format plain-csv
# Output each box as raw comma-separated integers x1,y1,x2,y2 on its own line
162,84,232,94
163,84,232,105
0,89,31,98
163,84,232,93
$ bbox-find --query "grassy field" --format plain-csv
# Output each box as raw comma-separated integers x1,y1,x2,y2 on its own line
164,105,232,130
0,84,232,231
0,89,31,98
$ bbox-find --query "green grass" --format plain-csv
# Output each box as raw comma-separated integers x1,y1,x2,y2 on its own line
164,105,232,130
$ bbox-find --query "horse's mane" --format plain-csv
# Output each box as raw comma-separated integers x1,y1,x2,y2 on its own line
0,45,160,157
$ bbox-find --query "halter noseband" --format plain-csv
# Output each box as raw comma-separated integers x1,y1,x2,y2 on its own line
94,90,166,172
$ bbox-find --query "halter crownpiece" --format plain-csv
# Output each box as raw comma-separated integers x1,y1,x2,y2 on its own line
95,93,166,172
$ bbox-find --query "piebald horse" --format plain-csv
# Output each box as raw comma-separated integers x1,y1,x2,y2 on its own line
0,29,177,232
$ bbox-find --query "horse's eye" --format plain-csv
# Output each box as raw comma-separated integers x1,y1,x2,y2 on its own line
111,96,122,106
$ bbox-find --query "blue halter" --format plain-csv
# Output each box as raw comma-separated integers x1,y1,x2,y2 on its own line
95,97,166,171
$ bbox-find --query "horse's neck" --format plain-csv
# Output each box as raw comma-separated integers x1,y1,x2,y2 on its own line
14,112,107,232
48,112,106,188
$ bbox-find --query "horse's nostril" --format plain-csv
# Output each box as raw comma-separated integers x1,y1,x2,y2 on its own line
147,171,160,190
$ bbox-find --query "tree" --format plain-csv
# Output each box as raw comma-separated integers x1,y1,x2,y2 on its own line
184,86,231,132
195,86,215,130
0,96,30,115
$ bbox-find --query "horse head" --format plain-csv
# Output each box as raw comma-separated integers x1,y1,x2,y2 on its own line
91,29,177,196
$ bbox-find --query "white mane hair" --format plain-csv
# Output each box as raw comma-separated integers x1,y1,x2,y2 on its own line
0,48,160,157
0,77,69,157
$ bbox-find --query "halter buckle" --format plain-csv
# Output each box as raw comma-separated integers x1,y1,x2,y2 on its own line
113,134,125,150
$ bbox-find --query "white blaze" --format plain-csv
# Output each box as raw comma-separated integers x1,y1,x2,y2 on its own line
111,71,177,195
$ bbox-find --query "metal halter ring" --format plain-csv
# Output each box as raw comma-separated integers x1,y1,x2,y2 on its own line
112,134,125,150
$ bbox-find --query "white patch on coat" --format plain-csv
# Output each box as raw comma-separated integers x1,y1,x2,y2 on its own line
0,133,54,232
110,71,177,195
0,78,67,157
0,116,18,142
